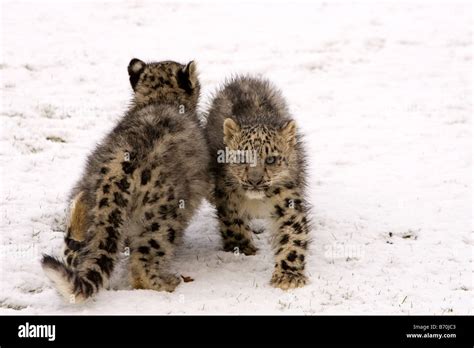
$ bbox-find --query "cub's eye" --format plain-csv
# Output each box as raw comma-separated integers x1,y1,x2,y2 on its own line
265,156,277,165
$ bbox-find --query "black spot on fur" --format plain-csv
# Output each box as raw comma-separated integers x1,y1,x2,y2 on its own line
138,246,150,254
148,193,160,205
121,161,136,175
282,218,295,228
292,222,303,234
279,234,289,245
65,237,83,251
281,260,290,271
99,198,109,208
76,277,94,297
142,191,150,205
115,177,131,193
148,239,160,249
105,226,119,239
287,250,297,262
167,227,176,243
96,254,114,276
226,229,234,237
99,229,118,253
113,192,128,208
102,184,110,194
151,222,160,232
274,205,285,217
108,209,123,228
157,251,165,257
86,270,103,287
100,167,109,174
141,169,151,185
144,212,154,220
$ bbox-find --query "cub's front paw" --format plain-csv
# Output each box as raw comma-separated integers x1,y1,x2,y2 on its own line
157,273,182,292
271,271,307,290
132,273,181,292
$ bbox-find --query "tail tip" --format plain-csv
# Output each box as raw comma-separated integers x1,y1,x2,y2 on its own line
41,254,62,270
41,254,78,303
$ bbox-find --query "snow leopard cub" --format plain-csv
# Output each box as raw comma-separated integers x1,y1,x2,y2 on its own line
205,76,310,290
42,59,211,302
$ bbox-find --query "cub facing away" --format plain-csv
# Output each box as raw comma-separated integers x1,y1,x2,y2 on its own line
42,59,211,302
205,76,310,290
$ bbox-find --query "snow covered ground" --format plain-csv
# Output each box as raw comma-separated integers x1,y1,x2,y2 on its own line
0,0,472,314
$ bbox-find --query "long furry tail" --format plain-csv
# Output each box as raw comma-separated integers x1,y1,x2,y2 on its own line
41,254,101,303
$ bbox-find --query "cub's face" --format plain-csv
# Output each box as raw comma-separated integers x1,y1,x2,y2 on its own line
222,118,297,199
127,58,200,109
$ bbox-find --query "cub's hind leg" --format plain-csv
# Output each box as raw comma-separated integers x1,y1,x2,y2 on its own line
130,216,182,292
129,184,183,292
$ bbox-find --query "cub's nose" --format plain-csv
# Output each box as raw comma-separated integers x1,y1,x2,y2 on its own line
247,167,264,188
248,175,263,188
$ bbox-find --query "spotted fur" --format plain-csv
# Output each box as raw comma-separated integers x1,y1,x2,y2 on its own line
42,59,211,302
205,76,310,290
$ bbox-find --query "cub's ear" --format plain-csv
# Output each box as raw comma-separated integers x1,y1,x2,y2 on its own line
223,118,240,145
280,120,297,146
178,61,198,92
128,58,146,90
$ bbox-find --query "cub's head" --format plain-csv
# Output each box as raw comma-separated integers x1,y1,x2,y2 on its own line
222,118,298,199
127,58,200,110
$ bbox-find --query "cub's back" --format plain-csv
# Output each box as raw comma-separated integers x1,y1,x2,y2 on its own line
77,104,210,214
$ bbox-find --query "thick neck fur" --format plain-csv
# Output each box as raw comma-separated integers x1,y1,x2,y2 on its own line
130,87,200,115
